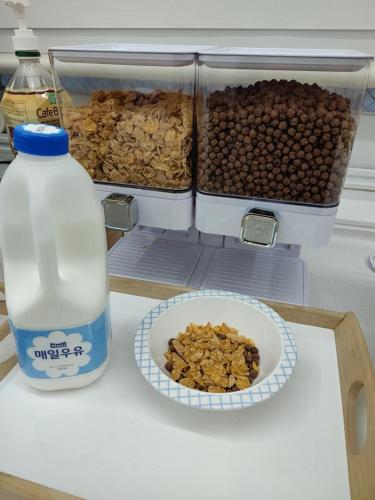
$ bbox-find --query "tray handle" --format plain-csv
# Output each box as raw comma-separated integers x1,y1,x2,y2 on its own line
335,312,375,500
0,281,5,313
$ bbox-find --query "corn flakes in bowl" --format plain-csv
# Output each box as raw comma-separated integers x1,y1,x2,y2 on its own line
134,290,297,410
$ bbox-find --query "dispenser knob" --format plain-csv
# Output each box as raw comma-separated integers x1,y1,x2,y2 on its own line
102,193,138,232
240,208,279,248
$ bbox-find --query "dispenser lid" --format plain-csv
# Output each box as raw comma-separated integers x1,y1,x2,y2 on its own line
49,43,213,67
199,47,373,71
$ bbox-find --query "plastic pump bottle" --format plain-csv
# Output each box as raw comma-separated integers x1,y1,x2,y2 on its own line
0,1,59,152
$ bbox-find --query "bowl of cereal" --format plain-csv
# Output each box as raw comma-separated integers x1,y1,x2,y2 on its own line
134,290,296,410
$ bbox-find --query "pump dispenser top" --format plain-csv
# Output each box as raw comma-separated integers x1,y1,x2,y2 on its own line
5,0,39,53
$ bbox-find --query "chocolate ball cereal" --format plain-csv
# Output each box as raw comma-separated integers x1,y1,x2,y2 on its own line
197,80,355,204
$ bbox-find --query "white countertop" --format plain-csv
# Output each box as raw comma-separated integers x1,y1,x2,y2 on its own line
0,224,374,365
302,225,375,365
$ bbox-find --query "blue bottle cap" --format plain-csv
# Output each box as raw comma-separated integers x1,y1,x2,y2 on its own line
13,123,69,156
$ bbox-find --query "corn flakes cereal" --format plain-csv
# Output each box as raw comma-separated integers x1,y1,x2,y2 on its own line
164,323,260,393
63,90,193,189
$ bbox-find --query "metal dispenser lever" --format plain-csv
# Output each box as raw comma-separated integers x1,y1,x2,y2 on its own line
240,208,279,248
102,193,139,232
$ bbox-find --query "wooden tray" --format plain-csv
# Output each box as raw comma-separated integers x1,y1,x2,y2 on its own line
0,276,374,500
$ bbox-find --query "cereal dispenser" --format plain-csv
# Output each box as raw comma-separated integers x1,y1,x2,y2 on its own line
48,44,199,230
46,45,372,305
196,48,372,246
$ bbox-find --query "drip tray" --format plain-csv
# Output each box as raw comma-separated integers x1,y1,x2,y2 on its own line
201,248,306,304
108,234,307,304
108,234,202,286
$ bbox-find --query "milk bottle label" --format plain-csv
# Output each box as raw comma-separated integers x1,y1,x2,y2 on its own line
9,307,111,378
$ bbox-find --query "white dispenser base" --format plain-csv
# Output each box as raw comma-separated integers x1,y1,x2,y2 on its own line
195,192,338,246
108,227,307,305
96,184,193,231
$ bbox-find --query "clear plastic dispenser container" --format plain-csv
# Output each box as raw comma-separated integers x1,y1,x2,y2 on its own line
48,44,201,230
195,48,372,245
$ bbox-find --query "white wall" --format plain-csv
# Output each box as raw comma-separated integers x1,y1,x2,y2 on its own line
1,1,374,82
0,0,374,30
0,1,374,52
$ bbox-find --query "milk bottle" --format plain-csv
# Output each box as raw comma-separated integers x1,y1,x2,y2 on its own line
0,123,111,390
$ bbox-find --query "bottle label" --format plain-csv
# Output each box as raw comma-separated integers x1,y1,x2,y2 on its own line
0,89,60,152
9,307,111,379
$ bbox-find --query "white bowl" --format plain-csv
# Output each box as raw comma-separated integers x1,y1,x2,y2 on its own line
134,290,297,410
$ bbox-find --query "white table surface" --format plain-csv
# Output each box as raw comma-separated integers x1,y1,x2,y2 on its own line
0,292,349,500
